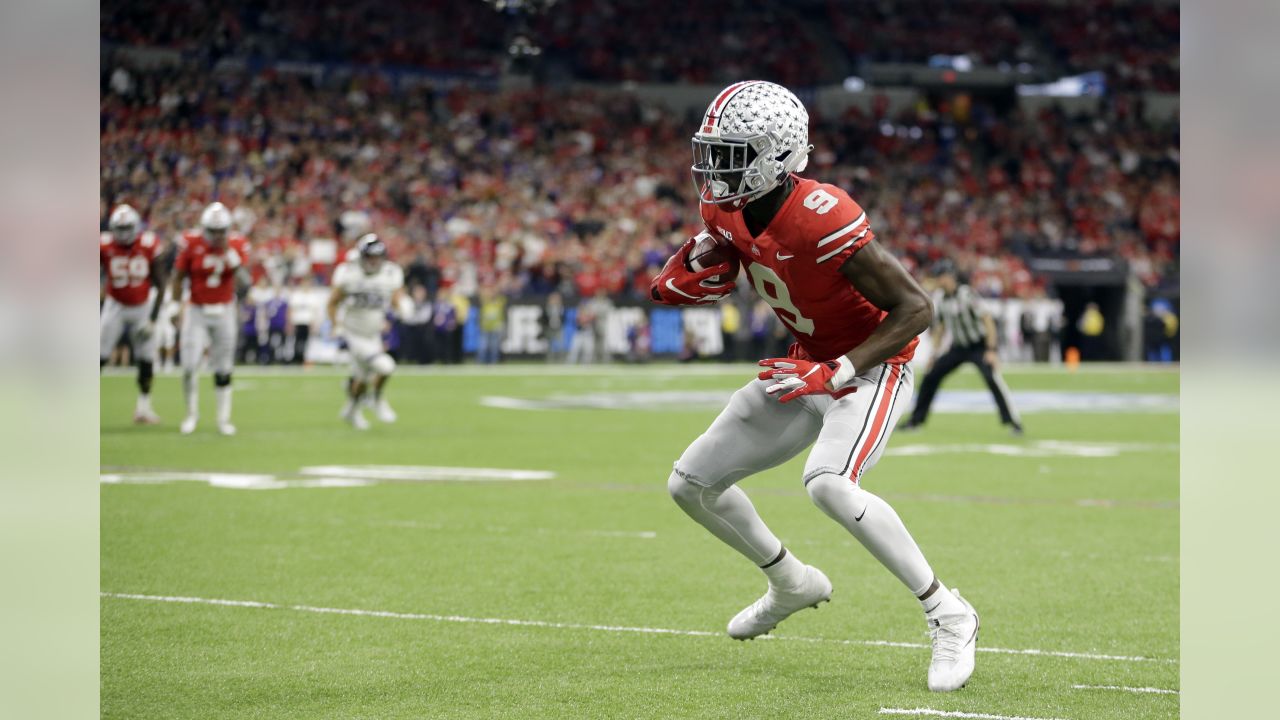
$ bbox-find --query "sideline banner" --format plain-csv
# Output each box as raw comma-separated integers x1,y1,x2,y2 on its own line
301,294,1064,364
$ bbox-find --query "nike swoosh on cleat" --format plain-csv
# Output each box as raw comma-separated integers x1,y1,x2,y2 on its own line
965,613,980,647
776,252,795,260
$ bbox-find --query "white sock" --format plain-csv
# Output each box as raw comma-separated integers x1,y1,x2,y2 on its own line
136,393,152,413
183,372,198,418
806,473,935,595
760,547,808,590
216,386,232,425
919,578,966,617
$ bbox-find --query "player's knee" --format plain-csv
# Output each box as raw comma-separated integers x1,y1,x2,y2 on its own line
667,468,705,509
214,372,232,388
371,353,396,376
805,472,857,514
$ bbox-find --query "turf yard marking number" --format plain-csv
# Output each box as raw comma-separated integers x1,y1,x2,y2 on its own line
100,592,1177,665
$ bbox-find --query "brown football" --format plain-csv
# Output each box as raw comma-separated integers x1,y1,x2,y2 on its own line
686,232,741,284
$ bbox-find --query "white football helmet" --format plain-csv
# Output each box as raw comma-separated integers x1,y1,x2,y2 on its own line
692,81,812,207
200,202,233,244
355,233,388,274
108,204,141,244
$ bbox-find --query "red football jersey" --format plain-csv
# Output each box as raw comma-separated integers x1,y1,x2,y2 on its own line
175,231,250,305
100,231,162,306
701,176,918,364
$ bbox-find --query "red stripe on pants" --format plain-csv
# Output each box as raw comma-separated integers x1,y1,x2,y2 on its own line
850,364,902,482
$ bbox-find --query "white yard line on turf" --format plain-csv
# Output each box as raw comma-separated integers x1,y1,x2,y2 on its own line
1071,684,1179,695
879,709,1068,720
100,592,1176,664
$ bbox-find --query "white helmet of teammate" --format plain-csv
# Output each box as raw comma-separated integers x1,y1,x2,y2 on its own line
691,81,812,207
109,204,141,244
200,202,233,244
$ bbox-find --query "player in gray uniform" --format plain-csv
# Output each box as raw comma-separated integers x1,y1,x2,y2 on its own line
328,234,405,430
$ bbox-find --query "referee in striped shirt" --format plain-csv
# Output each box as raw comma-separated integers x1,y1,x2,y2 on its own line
901,261,1023,435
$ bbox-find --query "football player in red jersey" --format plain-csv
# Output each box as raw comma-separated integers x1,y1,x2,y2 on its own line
169,202,251,435
652,81,978,692
100,204,167,424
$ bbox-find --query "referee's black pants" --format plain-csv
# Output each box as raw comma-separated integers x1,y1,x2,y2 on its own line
909,345,1019,426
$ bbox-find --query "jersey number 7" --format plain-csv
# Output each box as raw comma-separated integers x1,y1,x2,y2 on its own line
202,255,226,287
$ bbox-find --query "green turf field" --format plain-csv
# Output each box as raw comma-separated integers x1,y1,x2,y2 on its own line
101,363,1178,719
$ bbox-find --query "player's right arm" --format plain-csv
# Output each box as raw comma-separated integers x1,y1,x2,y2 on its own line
99,236,111,303
649,234,734,306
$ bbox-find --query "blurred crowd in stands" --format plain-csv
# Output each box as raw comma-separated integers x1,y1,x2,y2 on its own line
101,62,1179,302
102,0,1178,91
101,0,1178,364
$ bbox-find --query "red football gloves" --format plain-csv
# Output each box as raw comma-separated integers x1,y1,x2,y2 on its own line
757,356,858,403
649,237,735,306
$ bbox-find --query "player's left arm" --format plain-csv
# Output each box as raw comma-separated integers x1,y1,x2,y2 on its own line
390,266,410,318
758,239,932,402
836,240,932,377
230,239,252,300
391,286,411,319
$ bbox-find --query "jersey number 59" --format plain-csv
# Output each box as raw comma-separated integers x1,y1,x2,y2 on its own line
109,255,149,288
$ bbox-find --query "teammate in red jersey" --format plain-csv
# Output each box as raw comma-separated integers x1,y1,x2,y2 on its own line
100,204,168,423
169,202,251,435
652,81,979,692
